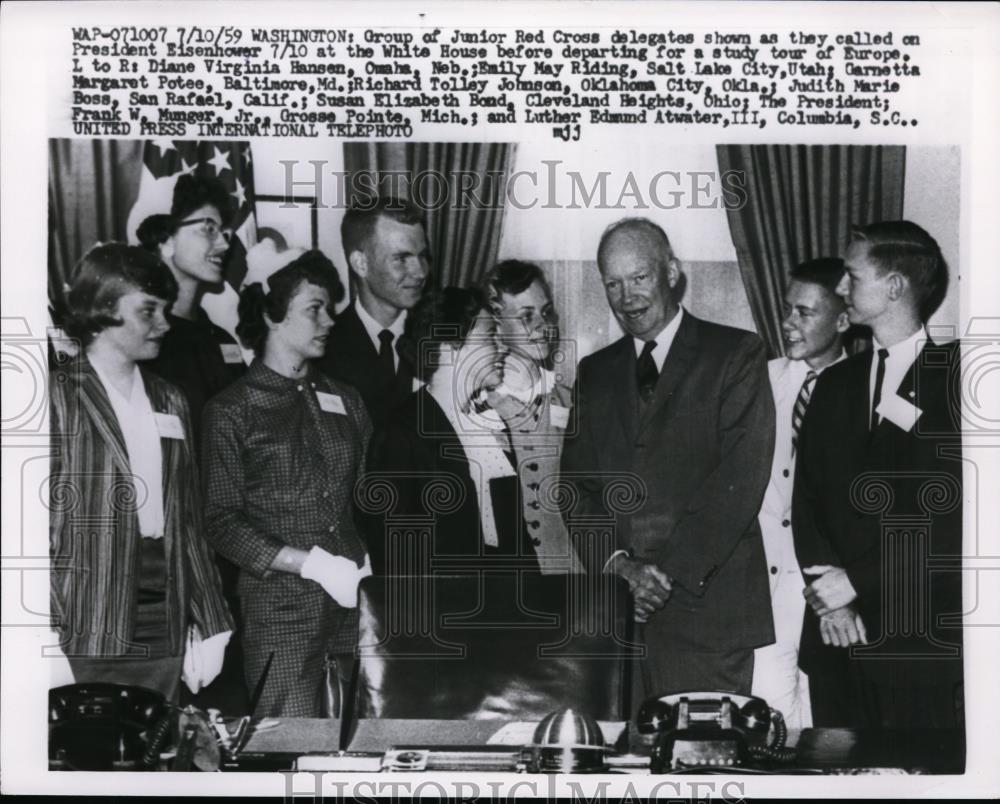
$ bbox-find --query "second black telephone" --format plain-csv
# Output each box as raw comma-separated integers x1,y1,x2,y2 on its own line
632,691,796,770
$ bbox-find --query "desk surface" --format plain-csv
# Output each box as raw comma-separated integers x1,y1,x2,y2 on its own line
238,719,964,774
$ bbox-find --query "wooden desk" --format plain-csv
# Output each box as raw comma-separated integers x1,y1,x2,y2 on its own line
233,719,964,774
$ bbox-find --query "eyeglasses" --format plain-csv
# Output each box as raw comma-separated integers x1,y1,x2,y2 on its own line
176,218,231,243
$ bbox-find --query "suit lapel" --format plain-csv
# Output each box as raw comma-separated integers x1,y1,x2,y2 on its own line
341,305,379,364
142,370,179,577
869,344,927,449
606,337,640,445
394,340,415,396
895,344,923,406
77,357,132,476
141,369,180,491
639,312,698,434
832,351,877,460
775,359,796,411
419,389,471,474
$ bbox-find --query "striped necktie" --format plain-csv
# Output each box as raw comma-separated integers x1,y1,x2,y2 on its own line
791,370,818,456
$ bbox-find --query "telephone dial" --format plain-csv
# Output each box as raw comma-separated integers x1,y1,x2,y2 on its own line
629,691,796,770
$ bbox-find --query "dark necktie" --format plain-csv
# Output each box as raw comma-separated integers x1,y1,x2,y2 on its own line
636,340,658,403
790,369,818,456
495,425,518,470
871,347,889,430
378,329,395,388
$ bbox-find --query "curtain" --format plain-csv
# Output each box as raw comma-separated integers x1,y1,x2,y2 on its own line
716,145,906,357
48,139,143,323
343,142,515,288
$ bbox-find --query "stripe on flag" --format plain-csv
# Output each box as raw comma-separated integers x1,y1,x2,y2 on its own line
126,140,257,341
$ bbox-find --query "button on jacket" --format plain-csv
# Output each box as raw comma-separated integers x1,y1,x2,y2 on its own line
495,379,584,574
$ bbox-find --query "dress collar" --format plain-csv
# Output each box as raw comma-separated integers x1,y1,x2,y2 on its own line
247,357,321,389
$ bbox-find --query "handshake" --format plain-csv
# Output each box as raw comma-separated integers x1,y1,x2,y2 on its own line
300,547,373,609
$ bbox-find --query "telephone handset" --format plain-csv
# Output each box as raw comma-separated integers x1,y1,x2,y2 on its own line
632,691,796,770
49,683,172,771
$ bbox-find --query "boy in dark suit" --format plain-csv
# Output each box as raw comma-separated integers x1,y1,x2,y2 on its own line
316,197,430,426
793,220,963,729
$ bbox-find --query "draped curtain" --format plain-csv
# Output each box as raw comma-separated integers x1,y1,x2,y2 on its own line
716,145,906,357
343,142,515,288
48,139,144,323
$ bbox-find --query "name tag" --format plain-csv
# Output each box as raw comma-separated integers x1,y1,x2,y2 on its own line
154,412,185,440
220,343,243,364
316,391,347,415
550,404,570,429
877,393,923,433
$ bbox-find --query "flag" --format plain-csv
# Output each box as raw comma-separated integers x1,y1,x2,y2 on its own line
126,139,257,340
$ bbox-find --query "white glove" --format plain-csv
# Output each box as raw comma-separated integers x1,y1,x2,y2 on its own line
300,547,372,609
182,626,232,694
198,631,231,688
48,631,76,688
182,626,204,694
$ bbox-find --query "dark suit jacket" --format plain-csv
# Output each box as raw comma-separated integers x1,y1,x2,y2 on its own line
360,388,536,576
561,312,775,654
49,354,233,658
315,303,414,428
793,339,963,687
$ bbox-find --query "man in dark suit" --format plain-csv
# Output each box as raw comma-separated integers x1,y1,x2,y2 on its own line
316,197,430,426
561,218,775,700
793,221,963,729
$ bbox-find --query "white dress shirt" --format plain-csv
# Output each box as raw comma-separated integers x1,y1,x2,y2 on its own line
870,327,928,425
354,299,406,372
632,307,685,371
91,362,165,538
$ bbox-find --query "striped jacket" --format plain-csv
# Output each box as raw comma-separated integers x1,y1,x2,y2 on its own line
49,354,233,658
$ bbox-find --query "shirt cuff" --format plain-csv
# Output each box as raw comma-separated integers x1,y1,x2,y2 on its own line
602,549,631,574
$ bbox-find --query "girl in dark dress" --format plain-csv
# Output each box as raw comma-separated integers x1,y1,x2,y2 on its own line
202,249,372,717
138,175,246,449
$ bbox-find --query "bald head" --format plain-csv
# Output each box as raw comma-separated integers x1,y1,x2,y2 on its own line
597,218,674,272
596,218,680,341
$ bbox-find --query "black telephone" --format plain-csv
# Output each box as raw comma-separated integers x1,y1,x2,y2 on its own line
49,683,172,771
631,691,795,770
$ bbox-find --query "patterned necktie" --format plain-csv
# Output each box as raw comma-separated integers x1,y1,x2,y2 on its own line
790,370,818,456
378,329,395,388
636,340,659,403
871,348,889,430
